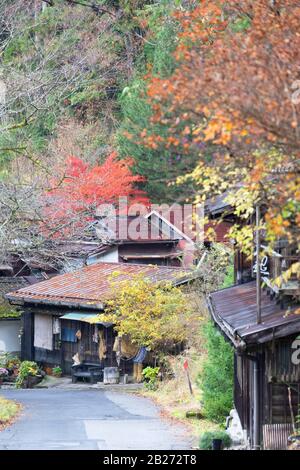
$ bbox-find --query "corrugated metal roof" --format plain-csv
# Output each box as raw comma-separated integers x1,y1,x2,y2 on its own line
208,281,300,347
6,262,193,309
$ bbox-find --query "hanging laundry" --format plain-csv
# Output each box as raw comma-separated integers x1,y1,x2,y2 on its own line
92,325,99,343
61,327,77,343
98,329,107,361
53,317,61,335
75,329,82,340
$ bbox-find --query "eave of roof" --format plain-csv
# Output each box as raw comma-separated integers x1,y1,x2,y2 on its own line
6,262,195,310
207,281,300,349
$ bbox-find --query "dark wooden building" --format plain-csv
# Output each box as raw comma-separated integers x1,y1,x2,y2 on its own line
6,262,194,377
205,192,300,449
208,281,300,449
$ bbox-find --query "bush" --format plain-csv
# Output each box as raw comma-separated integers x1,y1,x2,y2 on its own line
199,431,232,450
199,322,234,423
142,366,160,391
52,366,62,377
16,361,39,388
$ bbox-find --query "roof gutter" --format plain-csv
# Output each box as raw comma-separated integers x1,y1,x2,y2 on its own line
6,294,104,311
207,294,246,351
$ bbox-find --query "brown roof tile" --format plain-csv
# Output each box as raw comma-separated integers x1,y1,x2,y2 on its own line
6,262,193,309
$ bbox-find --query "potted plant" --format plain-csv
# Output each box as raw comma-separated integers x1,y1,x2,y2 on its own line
52,366,62,378
0,367,8,385
288,406,300,450
6,357,21,377
199,431,232,450
16,361,43,389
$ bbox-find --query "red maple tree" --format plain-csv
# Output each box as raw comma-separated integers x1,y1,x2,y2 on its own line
42,151,149,237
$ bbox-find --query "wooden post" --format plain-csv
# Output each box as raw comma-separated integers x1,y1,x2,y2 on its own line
288,387,296,434
256,205,262,324
184,359,193,395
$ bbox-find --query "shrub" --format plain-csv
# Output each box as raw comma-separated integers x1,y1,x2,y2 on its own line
0,367,8,378
0,397,19,423
142,366,160,391
16,361,39,388
199,431,232,450
52,366,62,377
199,322,234,423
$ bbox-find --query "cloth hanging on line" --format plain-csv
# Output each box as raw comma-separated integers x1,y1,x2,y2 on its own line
75,330,82,340
98,329,107,361
61,327,77,342
34,314,53,351
92,325,99,343
53,318,60,335
133,346,147,364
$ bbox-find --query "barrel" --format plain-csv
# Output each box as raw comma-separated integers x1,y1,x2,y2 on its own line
103,367,120,384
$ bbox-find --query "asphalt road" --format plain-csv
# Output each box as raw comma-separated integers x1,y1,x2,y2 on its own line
0,389,192,450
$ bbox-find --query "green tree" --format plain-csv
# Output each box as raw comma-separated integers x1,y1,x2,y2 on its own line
117,2,199,202
199,321,234,423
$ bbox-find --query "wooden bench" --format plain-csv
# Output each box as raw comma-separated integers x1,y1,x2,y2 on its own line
71,362,103,384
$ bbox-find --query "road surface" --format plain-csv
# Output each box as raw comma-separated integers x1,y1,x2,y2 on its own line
0,389,192,450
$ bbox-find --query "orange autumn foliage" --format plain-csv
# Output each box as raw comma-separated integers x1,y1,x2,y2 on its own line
142,0,300,254
42,151,149,237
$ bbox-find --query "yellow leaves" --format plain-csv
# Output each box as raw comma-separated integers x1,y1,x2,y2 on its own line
225,187,258,219
273,262,300,288
99,274,193,351
228,224,254,256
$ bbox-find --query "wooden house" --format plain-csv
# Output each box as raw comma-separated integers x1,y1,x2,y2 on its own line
6,262,194,377
206,194,300,449
208,282,300,450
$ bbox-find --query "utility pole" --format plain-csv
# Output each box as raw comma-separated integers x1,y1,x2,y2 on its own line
256,204,262,324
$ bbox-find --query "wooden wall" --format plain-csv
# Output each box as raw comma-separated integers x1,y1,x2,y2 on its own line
234,336,300,448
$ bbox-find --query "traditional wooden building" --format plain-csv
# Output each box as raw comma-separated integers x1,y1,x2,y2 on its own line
6,262,194,377
208,281,300,449
206,194,300,449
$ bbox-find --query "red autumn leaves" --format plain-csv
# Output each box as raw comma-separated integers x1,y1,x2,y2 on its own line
42,152,149,237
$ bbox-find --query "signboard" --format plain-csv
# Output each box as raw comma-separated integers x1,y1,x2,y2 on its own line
253,254,270,278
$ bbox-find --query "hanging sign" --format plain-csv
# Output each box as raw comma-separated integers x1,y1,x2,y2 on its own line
253,254,270,278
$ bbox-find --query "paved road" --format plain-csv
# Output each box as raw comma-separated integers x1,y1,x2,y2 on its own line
0,389,192,450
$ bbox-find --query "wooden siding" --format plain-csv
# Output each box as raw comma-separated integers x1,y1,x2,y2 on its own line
268,383,300,425
61,320,118,374
263,424,292,450
265,338,300,383
234,339,300,449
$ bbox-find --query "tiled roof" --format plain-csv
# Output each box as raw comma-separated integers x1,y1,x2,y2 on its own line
6,262,194,309
0,277,32,298
96,216,182,242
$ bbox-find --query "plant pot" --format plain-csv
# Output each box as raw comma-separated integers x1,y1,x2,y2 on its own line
22,374,43,389
212,438,223,451
53,373,62,378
